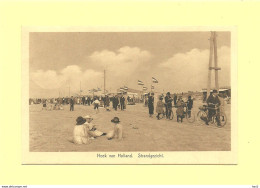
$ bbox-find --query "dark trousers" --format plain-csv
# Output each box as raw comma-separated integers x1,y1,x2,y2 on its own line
207,109,220,125
120,103,124,110
165,106,169,118
187,107,192,118
70,104,74,111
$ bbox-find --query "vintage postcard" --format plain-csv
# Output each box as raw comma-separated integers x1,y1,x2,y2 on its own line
22,26,237,164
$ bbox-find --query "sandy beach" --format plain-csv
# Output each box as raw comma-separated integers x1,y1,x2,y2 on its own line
29,100,231,152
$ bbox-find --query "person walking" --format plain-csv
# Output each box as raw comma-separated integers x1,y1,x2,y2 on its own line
70,96,74,111
148,93,154,117
93,97,100,113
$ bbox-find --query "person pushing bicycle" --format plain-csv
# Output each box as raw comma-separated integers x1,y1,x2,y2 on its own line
206,89,221,126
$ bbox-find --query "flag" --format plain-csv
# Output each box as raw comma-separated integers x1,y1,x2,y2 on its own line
151,85,154,89
143,86,147,90
152,77,158,83
138,80,144,85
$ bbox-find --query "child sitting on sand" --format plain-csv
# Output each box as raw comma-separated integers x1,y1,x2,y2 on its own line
73,116,89,144
84,115,106,139
107,117,123,141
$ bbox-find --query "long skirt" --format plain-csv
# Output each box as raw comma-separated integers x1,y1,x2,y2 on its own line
148,105,154,114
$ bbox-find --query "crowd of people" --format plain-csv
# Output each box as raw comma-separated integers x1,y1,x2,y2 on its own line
30,94,139,112
146,90,226,126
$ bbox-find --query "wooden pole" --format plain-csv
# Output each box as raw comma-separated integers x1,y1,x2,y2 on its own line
104,70,106,95
213,31,219,92
207,32,214,99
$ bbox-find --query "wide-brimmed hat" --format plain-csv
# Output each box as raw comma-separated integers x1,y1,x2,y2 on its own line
84,115,93,120
111,117,120,123
76,116,86,125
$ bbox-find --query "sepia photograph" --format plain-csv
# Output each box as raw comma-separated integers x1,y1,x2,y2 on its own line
22,27,236,164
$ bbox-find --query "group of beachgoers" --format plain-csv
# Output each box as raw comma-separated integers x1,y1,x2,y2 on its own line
72,115,123,144
146,92,194,123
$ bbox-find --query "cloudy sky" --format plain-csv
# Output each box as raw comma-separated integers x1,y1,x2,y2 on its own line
29,32,231,98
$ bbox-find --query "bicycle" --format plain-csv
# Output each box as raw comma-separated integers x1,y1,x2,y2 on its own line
197,104,227,127
158,107,174,120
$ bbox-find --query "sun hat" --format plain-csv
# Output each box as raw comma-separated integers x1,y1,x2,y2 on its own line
84,115,93,120
76,116,86,125
111,117,120,123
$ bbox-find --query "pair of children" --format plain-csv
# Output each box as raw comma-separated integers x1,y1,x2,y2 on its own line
73,115,123,144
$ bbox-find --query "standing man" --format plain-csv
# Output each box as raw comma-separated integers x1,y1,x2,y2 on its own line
165,92,172,119
148,93,154,117
120,95,125,111
114,95,119,111
206,90,221,125
173,94,177,106
82,96,86,105
186,96,193,118
70,96,74,111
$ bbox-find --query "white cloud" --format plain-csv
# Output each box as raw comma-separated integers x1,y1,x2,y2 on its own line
30,46,231,97
30,65,103,97
89,46,152,76
159,46,231,92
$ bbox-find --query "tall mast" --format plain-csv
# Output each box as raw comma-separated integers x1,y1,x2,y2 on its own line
213,32,220,92
207,32,214,99
104,70,106,94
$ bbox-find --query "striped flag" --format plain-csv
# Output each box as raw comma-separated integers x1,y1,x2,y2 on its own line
152,77,158,83
138,80,144,85
143,86,147,90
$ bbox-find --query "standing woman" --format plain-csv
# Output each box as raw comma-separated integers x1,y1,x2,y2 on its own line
176,96,185,123
156,96,164,120
148,93,155,117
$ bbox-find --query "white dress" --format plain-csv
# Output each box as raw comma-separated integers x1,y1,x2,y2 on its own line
73,125,89,144
107,123,123,140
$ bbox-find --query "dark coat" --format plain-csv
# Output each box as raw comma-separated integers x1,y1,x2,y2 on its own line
187,99,193,109
70,98,74,105
207,94,220,107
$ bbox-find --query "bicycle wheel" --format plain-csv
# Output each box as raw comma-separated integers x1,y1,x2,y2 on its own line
158,113,164,120
169,110,174,120
197,111,207,125
213,112,227,127
186,110,195,123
